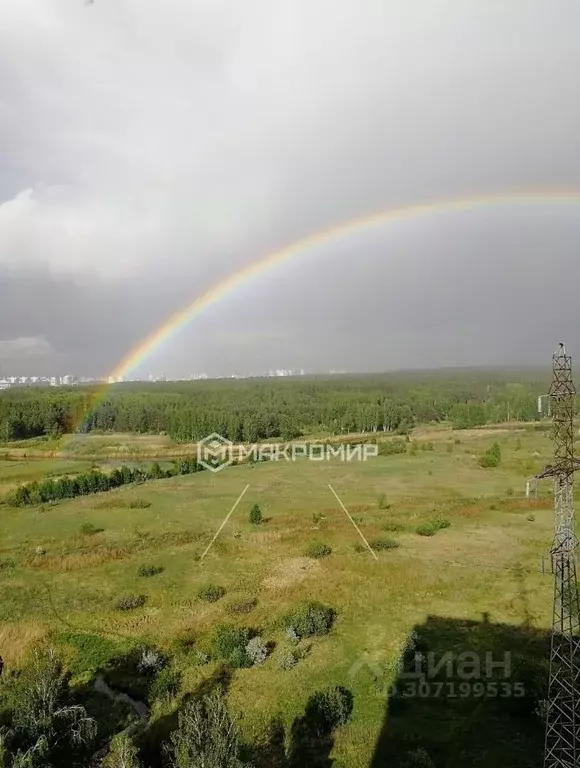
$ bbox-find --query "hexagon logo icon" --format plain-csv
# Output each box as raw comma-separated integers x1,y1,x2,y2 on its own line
198,433,234,473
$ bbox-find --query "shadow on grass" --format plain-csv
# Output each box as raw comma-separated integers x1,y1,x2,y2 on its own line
369,614,549,768
138,663,233,768
249,687,353,768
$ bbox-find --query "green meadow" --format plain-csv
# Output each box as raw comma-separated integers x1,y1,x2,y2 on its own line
0,424,559,765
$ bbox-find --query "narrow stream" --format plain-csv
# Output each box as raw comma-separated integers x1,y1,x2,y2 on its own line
93,674,148,720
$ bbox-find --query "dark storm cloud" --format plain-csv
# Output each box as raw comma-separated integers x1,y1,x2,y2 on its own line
1,0,580,376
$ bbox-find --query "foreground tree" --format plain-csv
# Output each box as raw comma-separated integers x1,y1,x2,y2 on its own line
2,648,96,768
168,688,246,768
102,733,141,768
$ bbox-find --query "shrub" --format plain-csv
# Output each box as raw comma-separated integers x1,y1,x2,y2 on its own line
415,523,437,537
138,648,166,673
0,557,16,570
480,441,502,468
304,541,332,559
377,493,390,510
150,665,181,701
128,499,151,509
283,601,335,639
245,636,269,666
378,439,407,456
211,624,251,668
353,542,367,553
79,522,103,536
370,537,399,551
307,686,354,729
285,627,300,645
278,648,300,670
312,512,326,524
228,598,258,615
115,594,146,611
197,584,226,603
249,504,263,525
138,564,165,577
416,519,450,537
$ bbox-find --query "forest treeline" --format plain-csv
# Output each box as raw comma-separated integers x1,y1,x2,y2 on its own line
0,371,551,443
8,458,201,507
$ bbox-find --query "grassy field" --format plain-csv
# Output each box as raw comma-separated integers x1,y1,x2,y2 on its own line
0,423,561,766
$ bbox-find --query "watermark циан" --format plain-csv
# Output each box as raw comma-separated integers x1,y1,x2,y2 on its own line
197,432,378,473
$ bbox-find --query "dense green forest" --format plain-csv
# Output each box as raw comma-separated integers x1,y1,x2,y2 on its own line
0,369,552,443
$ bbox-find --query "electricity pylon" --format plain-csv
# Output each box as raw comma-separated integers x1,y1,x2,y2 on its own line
536,343,580,767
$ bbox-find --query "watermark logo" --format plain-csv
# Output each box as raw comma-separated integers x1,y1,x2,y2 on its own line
197,433,378,473
349,632,525,700
197,433,234,473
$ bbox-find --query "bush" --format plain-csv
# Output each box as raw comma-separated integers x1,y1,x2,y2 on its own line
285,627,300,645
377,493,390,509
128,499,151,509
278,648,300,670
245,636,269,666
312,512,326,525
138,647,167,673
197,584,226,603
415,523,437,537
416,518,450,537
228,598,257,615
370,537,399,551
480,441,502,468
249,504,263,525
79,522,103,536
283,601,335,639
211,624,251,668
150,665,181,701
378,439,407,456
115,594,146,611
307,686,354,729
304,541,332,559
0,557,16,570
138,564,165,578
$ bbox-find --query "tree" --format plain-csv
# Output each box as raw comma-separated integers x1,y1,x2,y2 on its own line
103,733,141,768
480,441,501,468
249,504,263,525
169,688,245,768
6,648,96,767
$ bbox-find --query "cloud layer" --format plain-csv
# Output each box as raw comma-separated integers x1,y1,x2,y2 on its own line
1,0,580,375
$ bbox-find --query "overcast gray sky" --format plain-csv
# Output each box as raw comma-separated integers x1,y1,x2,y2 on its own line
1,0,579,377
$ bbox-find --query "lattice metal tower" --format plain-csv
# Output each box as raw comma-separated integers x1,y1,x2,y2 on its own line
537,343,580,767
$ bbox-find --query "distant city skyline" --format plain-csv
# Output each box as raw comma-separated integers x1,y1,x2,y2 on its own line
0,367,313,389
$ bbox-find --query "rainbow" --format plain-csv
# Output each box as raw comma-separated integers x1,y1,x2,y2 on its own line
72,189,580,432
